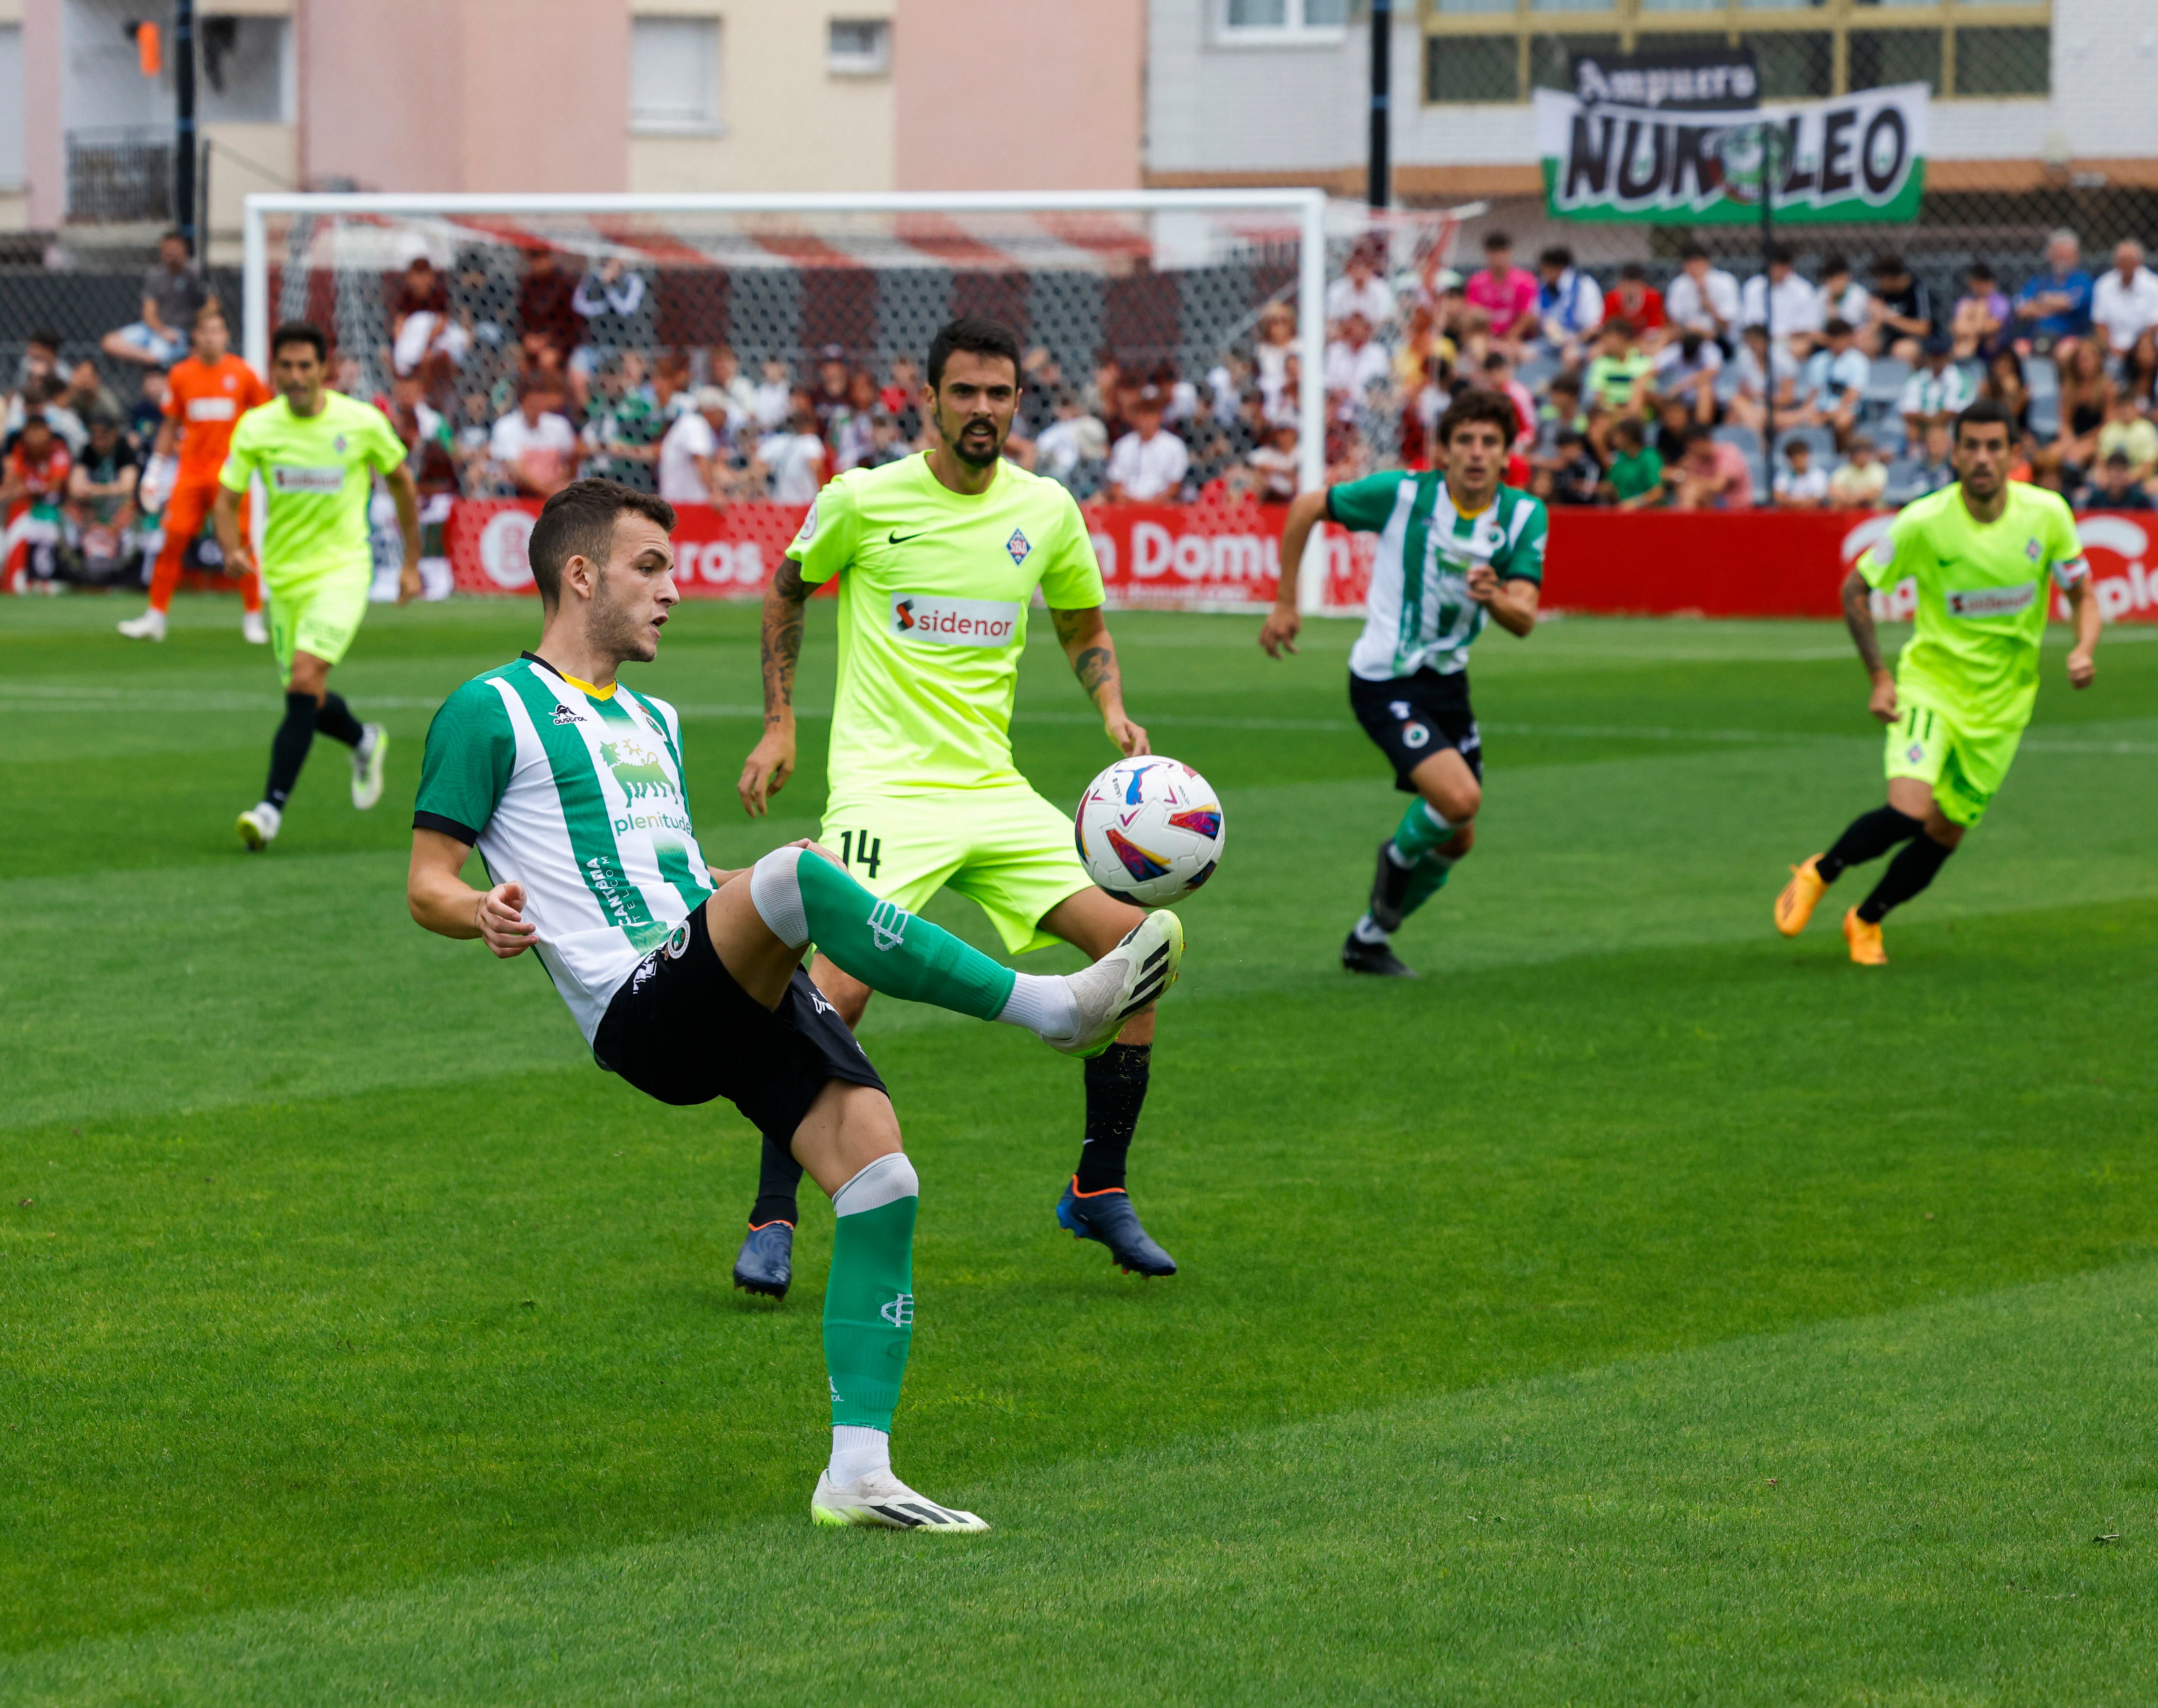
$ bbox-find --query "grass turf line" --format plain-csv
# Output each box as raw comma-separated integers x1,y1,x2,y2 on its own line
3,596,2157,1698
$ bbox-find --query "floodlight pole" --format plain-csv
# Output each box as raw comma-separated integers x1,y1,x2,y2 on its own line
1368,0,1391,211
173,0,196,255
1759,124,1776,512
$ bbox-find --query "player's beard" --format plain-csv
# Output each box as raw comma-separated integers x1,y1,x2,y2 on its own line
591,569,662,664
939,409,1005,472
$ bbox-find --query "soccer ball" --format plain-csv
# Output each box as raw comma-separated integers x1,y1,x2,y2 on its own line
1074,756,1226,908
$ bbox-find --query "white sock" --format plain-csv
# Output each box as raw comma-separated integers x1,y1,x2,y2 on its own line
1420,801,1453,835
996,970,1078,1040
829,1424,892,1486
1352,912,1390,946
1384,843,1416,870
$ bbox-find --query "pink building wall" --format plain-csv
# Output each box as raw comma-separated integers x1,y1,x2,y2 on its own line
892,0,1141,192
21,0,63,230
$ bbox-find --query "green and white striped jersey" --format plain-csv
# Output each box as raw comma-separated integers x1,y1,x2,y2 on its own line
1327,472,1547,683
415,653,715,1042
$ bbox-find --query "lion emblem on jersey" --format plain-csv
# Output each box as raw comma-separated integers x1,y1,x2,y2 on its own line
599,738,677,802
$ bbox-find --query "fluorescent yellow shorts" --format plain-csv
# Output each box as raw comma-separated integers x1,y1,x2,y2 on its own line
819,783,1094,955
1882,690,2024,828
267,570,372,684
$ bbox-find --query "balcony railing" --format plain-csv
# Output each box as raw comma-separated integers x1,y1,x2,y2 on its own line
66,127,173,225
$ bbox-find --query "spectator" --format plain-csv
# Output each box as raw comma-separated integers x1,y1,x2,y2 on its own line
1670,426,1755,510
810,345,853,442
1253,304,1300,418
705,344,757,424
2053,337,2112,473
1535,245,1603,362
1,411,72,590
487,379,578,498
652,352,695,422
101,231,214,369
1607,263,1667,347
1542,429,1604,507
1534,375,1585,453
1601,416,1665,510
1869,254,1935,364
514,246,580,371
757,393,829,505
1653,395,1697,467
1583,319,1653,417
1727,324,1798,432
1818,254,1873,343
1324,313,1391,404
31,374,88,456
2095,390,2158,483
1326,241,1395,332
12,327,60,398
2013,230,2094,357
1245,421,1301,503
64,359,122,429
1773,439,1829,510
1900,335,1975,444
1106,386,1190,502
127,365,167,452
881,355,923,439
1979,348,2032,442
1795,319,1869,445
1035,390,1108,489
829,369,883,473
66,409,142,583
2090,239,2158,368
581,354,665,492
1828,435,1888,509
657,386,733,504
2026,444,2070,497
1651,329,1722,425
389,255,471,390
1910,421,1955,497
1950,263,2011,363
751,358,793,431
1741,244,1823,357
1462,232,1541,348
1478,350,1535,449
571,256,647,347
2077,449,2153,511
1665,241,1741,347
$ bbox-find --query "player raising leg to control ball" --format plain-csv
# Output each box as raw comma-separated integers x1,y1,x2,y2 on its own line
1260,391,1544,976
734,317,1182,1296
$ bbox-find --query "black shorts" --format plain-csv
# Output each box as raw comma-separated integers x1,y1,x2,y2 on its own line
591,906,885,1146
1349,669,1483,794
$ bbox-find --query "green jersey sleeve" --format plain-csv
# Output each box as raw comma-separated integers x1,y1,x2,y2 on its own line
1037,488,1108,609
1857,508,1920,589
413,679,516,845
357,402,408,473
1325,472,1407,533
1495,494,1549,584
2045,498,2089,588
786,472,859,586
218,407,264,494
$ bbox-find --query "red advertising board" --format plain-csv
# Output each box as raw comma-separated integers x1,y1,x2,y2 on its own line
443,500,2158,625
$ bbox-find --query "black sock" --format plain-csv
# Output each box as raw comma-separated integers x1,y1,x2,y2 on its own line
264,691,318,808
749,1134,803,1228
315,691,364,748
1075,1042,1151,1195
1856,832,1954,923
1817,806,1924,883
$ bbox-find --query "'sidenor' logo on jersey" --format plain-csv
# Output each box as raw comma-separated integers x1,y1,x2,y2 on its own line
599,738,677,802
270,465,343,493
888,592,1020,647
1945,584,2035,619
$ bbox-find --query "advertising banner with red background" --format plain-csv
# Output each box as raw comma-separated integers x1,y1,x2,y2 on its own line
445,500,2158,625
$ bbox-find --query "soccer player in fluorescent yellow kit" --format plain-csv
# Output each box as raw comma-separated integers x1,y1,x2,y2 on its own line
214,320,420,850
1775,399,2101,963
733,317,1178,1292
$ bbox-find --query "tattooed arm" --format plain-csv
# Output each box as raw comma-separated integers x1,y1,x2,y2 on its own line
1050,604,1149,758
737,556,811,815
1842,566,1899,725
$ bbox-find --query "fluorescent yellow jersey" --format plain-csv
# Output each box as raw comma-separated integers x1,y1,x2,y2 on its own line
219,390,406,590
786,452,1106,794
1857,481,2087,735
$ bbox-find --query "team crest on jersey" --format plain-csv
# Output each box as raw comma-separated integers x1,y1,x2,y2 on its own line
599,737,676,802
551,701,583,726
332,434,347,454
1005,528,1031,565
2026,537,2042,560
1907,742,1925,763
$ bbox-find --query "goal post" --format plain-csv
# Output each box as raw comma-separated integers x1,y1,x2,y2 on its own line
241,188,1474,616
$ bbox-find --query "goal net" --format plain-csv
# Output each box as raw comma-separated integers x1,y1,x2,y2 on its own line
242,191,1476,613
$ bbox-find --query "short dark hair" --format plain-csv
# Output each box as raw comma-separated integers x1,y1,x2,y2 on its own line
1604,317,1636,340
1550,374,1582,397
1613,417,1645,448
271,321,328,363
27,328,60,352
1953,398,2016,445
1871,252,1907,278
1823,317,1854,338
1434,389,1519,449
1539,246,1575,270
927,317,1022,390
1768,243,1795,267
528,479,677,609
1620,262,1647,281
1968,261,1996,283
1678,241,1708,262
1482,231,1511,252
1821,253,1851,276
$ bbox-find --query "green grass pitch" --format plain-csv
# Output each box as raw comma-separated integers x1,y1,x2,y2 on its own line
4,591,2157,1704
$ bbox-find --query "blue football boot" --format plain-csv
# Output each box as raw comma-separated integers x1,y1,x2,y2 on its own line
732,1221,794,1300
1056,1178,1177,1277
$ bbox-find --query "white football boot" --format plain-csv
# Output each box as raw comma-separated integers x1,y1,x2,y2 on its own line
241,609,269,645
236,801,282,851
351,724,389,810
117,608,167,641
811,1469,990,1533
1049,908,1184,1058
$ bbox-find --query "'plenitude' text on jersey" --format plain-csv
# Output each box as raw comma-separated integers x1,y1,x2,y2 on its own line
414,655,716,1042
786,453,1106,793
1327,472,1548,682
1857,482,2087,733
218,390,406,589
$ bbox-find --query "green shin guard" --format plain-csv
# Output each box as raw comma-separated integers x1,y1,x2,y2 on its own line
824,1160,919,1433
793,849,1017,1021
1391,799,1454,864
1400,852,1456,921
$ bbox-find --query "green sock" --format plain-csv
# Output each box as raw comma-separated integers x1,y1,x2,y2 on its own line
824,1154,919,1433
1392,799,1454,863
769,848,1017,1021
1400,851,1456,921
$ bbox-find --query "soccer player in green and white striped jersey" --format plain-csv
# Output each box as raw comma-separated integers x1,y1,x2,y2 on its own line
1261,391,1545,976
406,481,1182,1533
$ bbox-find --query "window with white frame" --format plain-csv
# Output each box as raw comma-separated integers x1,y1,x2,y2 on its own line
827,18,892,76
1222,0,1349,39
631,15,723,134
0,25,21,191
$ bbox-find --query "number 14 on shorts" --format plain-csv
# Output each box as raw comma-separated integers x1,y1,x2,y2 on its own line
838,829,883,879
